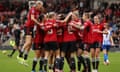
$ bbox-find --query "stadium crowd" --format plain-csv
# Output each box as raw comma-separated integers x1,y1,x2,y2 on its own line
0,0,120,72
0,0,120,45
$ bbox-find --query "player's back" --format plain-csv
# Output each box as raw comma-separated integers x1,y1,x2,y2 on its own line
44,19,57,42
83,20,93,44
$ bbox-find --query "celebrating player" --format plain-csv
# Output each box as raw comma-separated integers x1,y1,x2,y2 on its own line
42,12,61,72
90,15,104,72
55,12,75,72
74,12,93,72
18,1,44,65
71,13,84,72
31,14,45,72
68,13,83,72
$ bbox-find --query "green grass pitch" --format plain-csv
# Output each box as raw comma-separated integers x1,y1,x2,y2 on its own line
0,50,120,72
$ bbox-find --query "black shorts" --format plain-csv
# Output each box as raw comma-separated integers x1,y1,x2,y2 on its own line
90,42,102,49
15,39,20,47
24,27,34,37
77,40,84,50
59,43,64,51
61,41,77,53
33,43,44,50
44,42,58,51
83,43,91,52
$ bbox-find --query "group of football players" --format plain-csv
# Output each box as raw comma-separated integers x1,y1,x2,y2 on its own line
7,1,114,72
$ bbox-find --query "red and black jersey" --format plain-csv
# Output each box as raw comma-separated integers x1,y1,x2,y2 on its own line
92,23,104,43
75,30,83,41
63,21,76,42
25,7,41,27
34,24,44,43
69,19,81,31
70,19,83,41
43,19,57,43
83,20,93,44
56,21,65,43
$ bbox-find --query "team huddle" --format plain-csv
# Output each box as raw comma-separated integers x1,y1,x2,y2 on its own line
7,1,114,72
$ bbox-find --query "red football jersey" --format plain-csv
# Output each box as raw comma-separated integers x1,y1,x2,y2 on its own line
57,27,63,43
70,19,83,41
69,19,81,31
75,30,83,41
25,7,41,27
56,21,65,43
63,21,77,42
44,19,57,43
34,25,44,43
83,20,93,44
92,23,104,43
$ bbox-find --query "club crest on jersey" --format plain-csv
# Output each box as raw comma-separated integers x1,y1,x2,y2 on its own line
32,10,35,13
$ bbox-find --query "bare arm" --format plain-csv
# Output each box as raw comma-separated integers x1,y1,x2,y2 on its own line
93,29,108,34
57,12,72,22
110,35,115,46
63,12,72,22
70,23,84,29
31,14,40,25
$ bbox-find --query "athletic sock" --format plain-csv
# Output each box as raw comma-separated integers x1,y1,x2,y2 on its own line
86,57,91,72
39,58,44,71
96,58,99,70
83,56,91,72
92,58,96,70
32,58,38,71
77,56,83,71
43,59,48,71
60,57,64,70
19,49,24,57
104,54,108,62
70,57,76,71
19,52,23,58
24,51,29,60
24,54,28,60
54,58,60,70
10,49,16,56
82,57,87,70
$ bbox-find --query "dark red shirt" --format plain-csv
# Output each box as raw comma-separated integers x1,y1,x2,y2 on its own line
75,30,83,41
34,24,44,43
83,20,93,44
92,23,104,43
63,21,76,42
44,19,57,43
25,7,41,27
69,19,81,31
70,19,83,41
56,21,65,43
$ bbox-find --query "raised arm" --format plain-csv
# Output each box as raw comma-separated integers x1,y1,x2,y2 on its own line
31,14,40,25
57,12,72,22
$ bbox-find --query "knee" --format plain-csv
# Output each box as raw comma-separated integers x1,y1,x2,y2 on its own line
26,41,32,46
